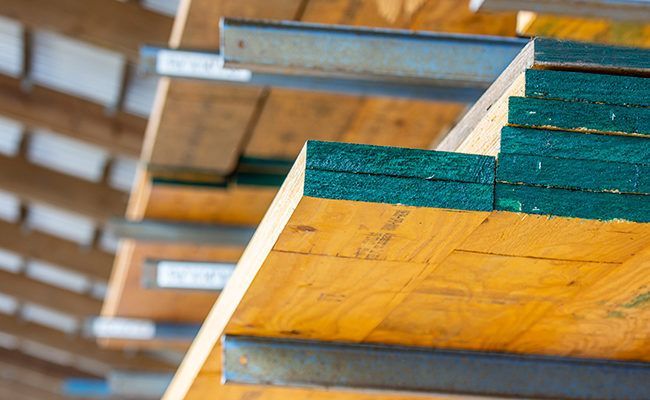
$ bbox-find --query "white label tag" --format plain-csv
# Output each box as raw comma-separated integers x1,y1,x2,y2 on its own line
156,50,252,81
92,317,156,340
157,261,235,290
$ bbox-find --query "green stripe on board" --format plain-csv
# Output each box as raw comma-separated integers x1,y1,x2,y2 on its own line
304,169,494,211
497,153,650,195
508,97,650,136
525,69,650,107
500,126,650,164
495,183,650,223
306,141,496,184
534,38,650,75
233,173,286,187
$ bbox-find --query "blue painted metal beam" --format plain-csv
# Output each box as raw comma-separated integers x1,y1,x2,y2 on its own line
470,0,650,22
63,379,110,398
223,335,650,400
64,372,173,399
220,18,528,87
141,258,235,291
85,317,200,342
140,46,485,103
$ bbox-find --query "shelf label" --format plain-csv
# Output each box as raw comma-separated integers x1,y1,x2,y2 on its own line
91,317,156,340
157,50,252,81
156,261,235,290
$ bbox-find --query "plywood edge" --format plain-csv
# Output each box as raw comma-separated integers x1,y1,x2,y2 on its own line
508,96,650,136
101,240,136,318
533,38,650,76
524,68,650,108
500,126,650,164
439,37,650,154
163,146,308,400
437,41,534,152
453,73,525,156
497,153,650,195
126,166,153,220
307,141,495,184
495,183,650,223
304,141,496,212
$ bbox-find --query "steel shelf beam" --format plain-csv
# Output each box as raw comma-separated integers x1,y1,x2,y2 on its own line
140,46,486,103
223,335,650,400
220,18,528,87
471,0,650,22
107,218,255,246
65,372,173,399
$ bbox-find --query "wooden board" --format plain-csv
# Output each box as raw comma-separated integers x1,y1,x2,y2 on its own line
0,74,144,157
0,313,171,372
523,68,650,107
517,11,650,49
0,219,113,282
143,0,304,175
500,126,650,164
508,96,650,136
132,171,277,226
164,140,650,399
0,0,172,60
437,37,650,155
0,153,127,223
496,153,650,194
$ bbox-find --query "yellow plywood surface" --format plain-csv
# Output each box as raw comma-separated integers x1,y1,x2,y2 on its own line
510,245,650,360
141,181,276,226
518,11,650,48
223,188,650,356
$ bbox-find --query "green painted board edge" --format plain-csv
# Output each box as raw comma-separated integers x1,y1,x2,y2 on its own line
151,177,228,189
508,96,650,136
497,153,650,195
534,38,650,75
233,172,286,187
238,156,293,175
305,141,496,184
500,126,650,164
304,169,494,211
525,69,650,107
495,183,650,223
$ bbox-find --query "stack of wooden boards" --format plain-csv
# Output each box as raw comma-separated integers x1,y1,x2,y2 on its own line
496,69,649,222
163,39,650,399
444,38,649,222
